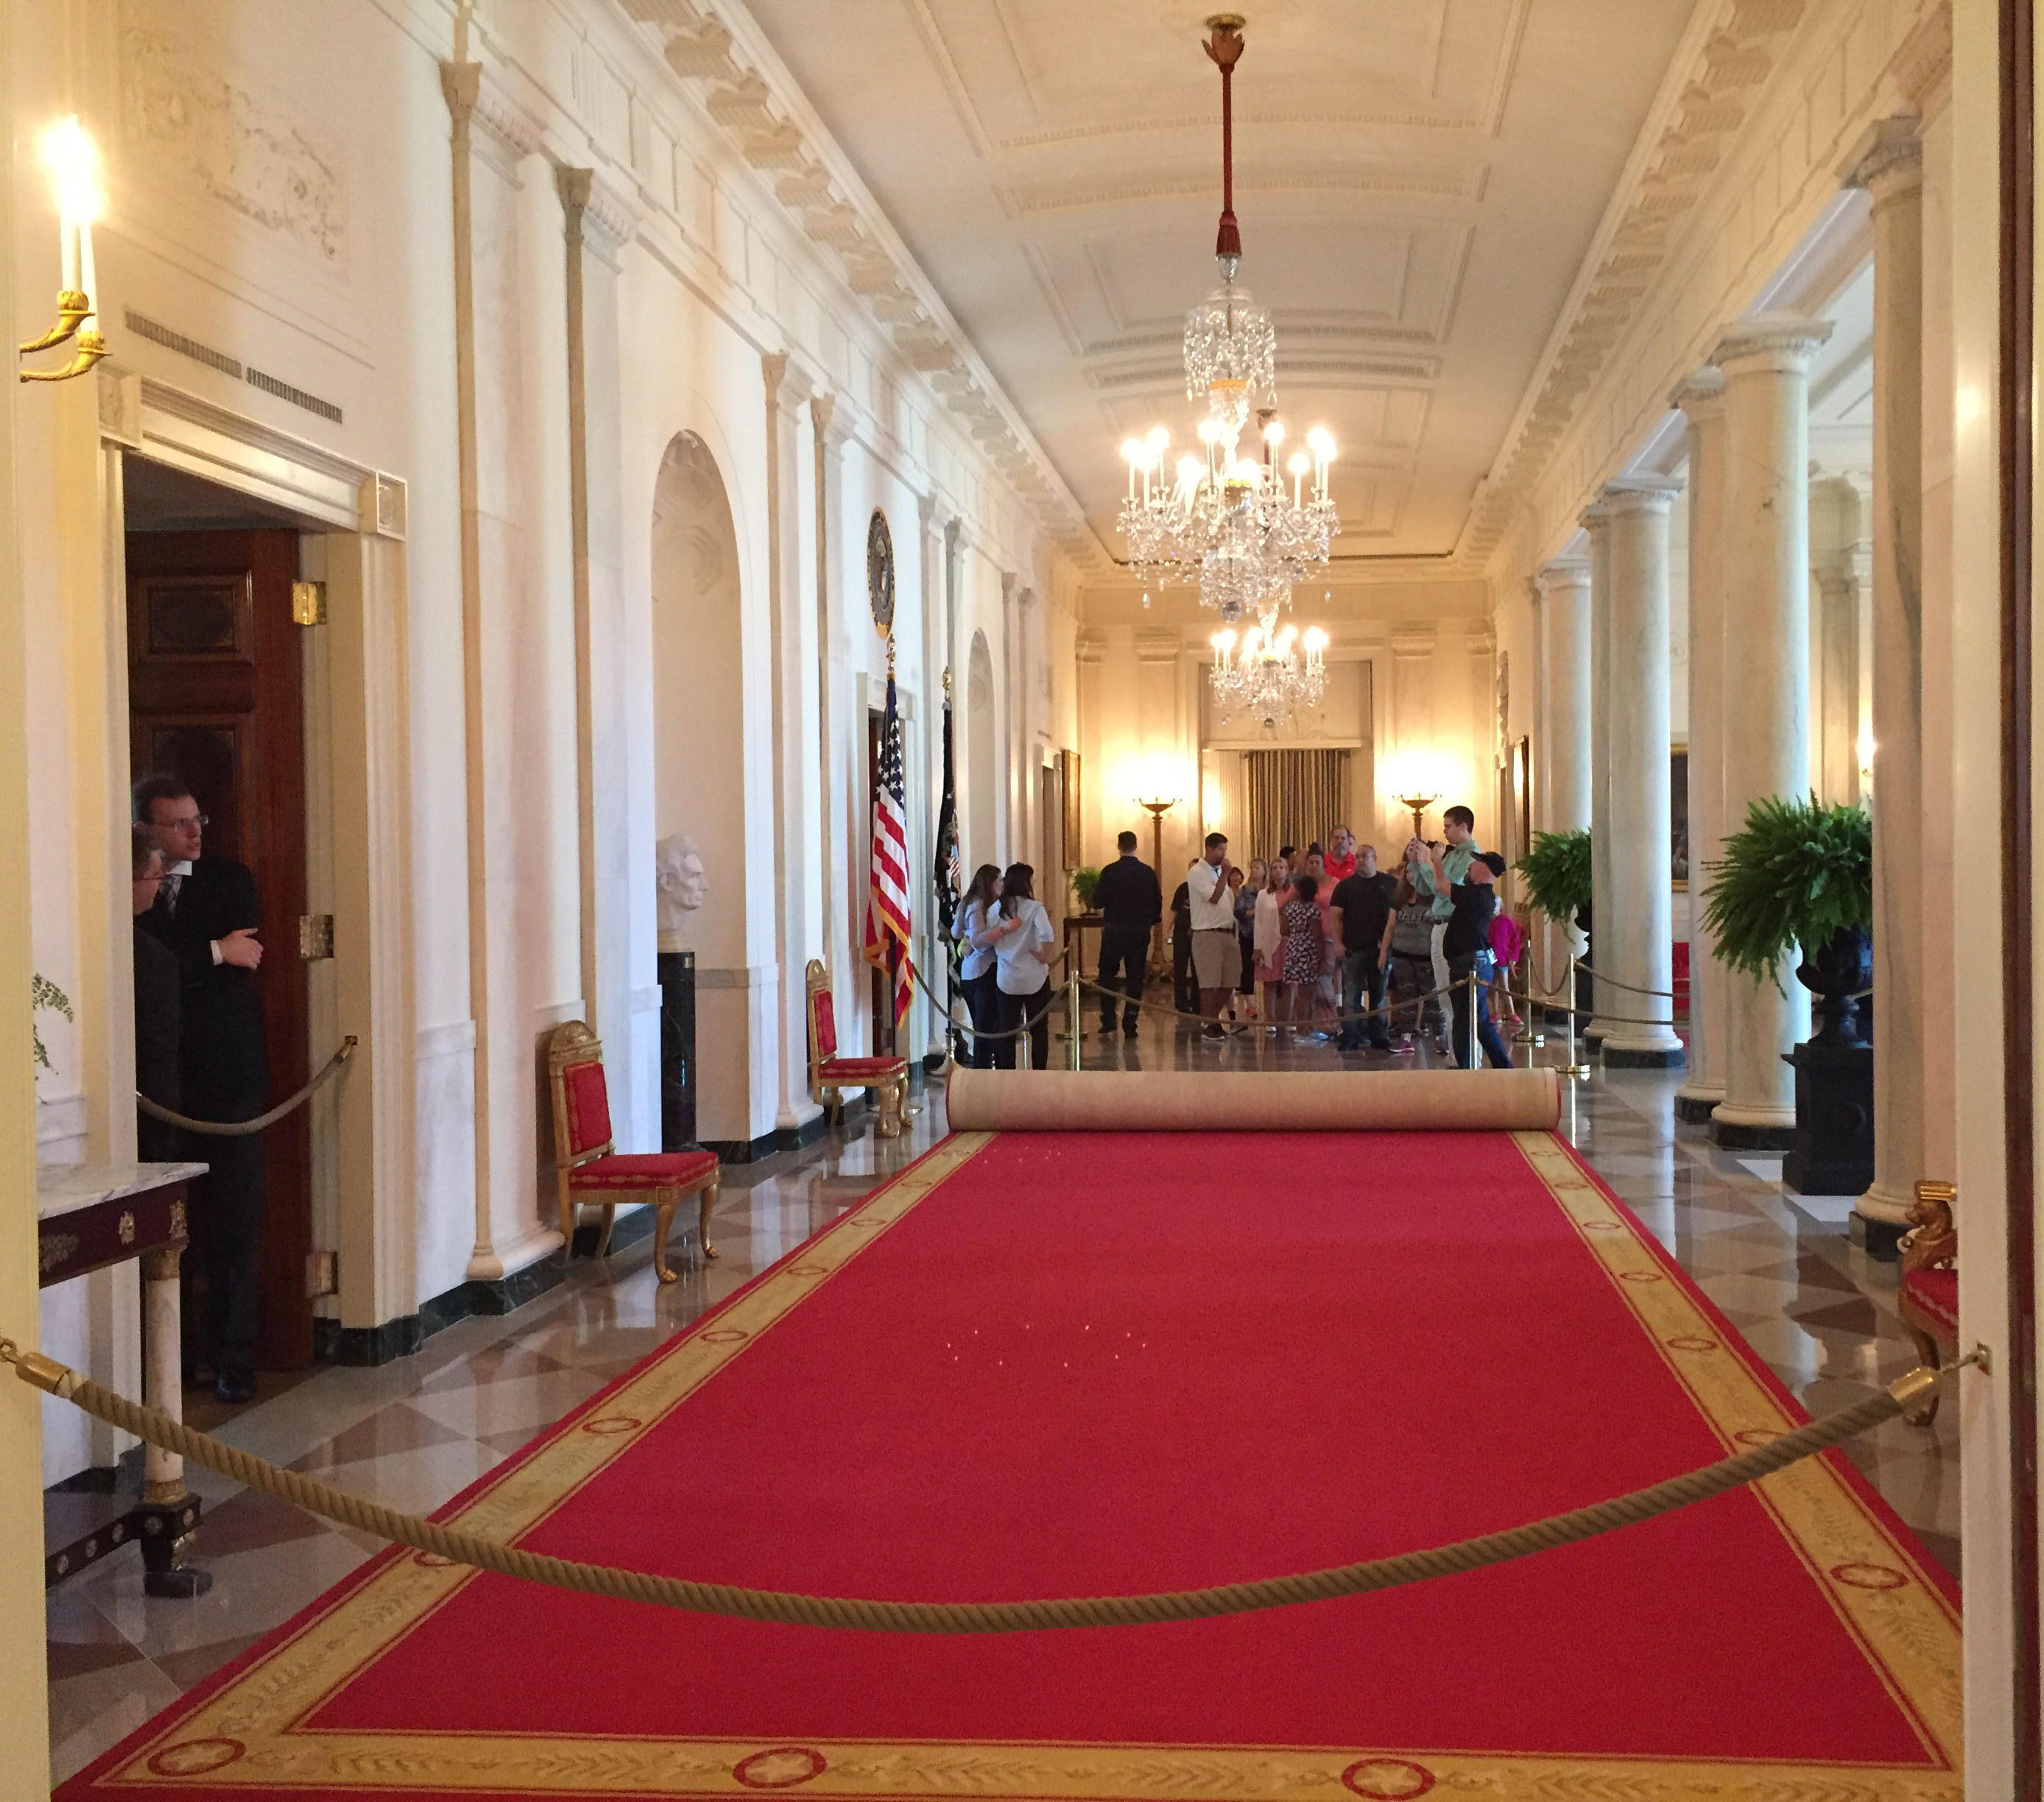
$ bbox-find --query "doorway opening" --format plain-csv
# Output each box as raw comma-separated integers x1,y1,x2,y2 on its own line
124,455,320,1374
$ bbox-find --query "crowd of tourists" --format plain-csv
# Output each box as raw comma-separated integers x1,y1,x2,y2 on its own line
950,808,1528,1072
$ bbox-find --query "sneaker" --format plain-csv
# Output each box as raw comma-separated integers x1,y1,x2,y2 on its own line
1201,1022,1225,1039
1122,1022,1139,1039
214,1358,256,1405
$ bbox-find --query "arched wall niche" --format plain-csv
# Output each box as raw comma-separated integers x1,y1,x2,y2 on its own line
649,431,747,1136
967,629,997,870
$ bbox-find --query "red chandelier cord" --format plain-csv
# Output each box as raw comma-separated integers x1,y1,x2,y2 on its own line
1205,15,1245,261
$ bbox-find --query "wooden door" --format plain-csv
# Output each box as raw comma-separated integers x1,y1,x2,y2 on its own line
127,529,313,1370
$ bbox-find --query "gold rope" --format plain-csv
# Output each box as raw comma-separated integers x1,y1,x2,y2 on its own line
1,1341,1973,1633
138,1037,358,1137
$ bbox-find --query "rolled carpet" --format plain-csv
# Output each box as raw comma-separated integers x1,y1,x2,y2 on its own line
947,1063,1561,1131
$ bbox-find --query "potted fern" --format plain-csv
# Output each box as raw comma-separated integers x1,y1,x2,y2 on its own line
1070,865,1104,913
1515,829,1592,930
1516,829,1593,1022
1699,795,1872,1041
1701,794,1873,1197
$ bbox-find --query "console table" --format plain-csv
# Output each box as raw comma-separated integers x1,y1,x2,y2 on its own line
38,1161,213,1597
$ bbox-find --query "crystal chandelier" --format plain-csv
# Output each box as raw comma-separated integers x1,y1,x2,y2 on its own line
1116,15,1341,625
1208,619,1328,730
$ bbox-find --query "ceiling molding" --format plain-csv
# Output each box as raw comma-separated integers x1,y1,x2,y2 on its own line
614,0,1107,568
1456,0,1812,568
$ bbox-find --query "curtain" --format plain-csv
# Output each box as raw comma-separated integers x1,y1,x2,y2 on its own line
1243,750,1352,863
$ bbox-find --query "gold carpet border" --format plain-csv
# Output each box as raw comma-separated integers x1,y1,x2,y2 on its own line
1509,1131,1962,1773
79,1127,1962,1801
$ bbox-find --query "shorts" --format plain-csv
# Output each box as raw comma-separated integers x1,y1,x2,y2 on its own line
1191,928,1237,991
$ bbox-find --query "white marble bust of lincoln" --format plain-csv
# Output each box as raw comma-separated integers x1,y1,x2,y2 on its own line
655,834,707,947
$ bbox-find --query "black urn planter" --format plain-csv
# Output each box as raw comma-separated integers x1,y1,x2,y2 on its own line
1781,928,1872,1198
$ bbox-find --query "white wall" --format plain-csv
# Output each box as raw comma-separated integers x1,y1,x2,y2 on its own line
20,0,1077,1480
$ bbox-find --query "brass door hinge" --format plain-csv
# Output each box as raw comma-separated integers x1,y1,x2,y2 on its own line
291,580,327,626
299,914,334,960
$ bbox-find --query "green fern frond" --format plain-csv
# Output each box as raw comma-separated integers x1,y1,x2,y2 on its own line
1699,794,1872,990
1515,829,1593,923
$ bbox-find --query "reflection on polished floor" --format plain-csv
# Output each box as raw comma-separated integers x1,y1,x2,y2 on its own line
45,1019,1957,1782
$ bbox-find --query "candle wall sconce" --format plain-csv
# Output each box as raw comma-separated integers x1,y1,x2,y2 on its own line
21,118,108,384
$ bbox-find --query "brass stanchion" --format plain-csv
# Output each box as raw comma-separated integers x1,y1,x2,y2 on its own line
1512,950,1544,1047
1561,952,1589,1078
1067,969,1083,1073
1465,966,1481,1073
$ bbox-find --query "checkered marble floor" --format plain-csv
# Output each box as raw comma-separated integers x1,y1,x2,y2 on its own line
44,1034,1956,1781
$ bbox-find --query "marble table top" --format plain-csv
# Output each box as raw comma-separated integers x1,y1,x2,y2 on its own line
35,1162,208,1223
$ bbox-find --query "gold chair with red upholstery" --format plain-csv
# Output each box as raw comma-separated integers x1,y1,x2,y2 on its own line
1897,1179,1958,1426
546,1020,718,1283
806,959,908,1137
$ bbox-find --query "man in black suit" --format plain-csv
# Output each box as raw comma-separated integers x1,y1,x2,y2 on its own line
1090,830,1161,1037
134,774,266,1404
130,824,183,1165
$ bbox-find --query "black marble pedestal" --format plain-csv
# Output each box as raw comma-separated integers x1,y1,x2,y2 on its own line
658,950,697,1152
1781,1041,1873,1198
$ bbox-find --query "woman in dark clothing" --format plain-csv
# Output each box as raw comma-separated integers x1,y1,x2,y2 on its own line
951,863,1004,1069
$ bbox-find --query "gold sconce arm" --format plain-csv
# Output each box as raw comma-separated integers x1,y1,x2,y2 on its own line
21,325,107,384
20,289,91,356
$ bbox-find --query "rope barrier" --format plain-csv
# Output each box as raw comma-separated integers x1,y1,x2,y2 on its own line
136,1037,358,1137
908,958,1065,1044
0,1338,1976,1633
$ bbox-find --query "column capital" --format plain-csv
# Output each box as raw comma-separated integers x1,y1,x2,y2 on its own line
1076,631,1107,667
1577,499,1610,535
1711,312,1833,375
1535,559,1590,596
1670,367,1726,417
763,350,820,418
811,391,855,453
555,166,641,264
917,490,954,535
1601,477,1682,517
1840,115,1923,201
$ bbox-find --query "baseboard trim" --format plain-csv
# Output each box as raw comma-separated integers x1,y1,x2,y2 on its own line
1601,1045,1687,1070
1673,1093,1721,1124
313,1312,425,1367
1710,1119,1797,1151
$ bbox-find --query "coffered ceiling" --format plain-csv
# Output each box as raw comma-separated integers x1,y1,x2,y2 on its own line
730,0,1699,568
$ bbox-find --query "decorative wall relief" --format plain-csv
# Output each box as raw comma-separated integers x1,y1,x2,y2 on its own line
120,13,348,267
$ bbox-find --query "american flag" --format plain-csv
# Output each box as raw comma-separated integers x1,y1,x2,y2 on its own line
863,665,913,1030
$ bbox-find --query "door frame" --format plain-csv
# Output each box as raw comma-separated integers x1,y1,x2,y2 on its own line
90,367,415,1352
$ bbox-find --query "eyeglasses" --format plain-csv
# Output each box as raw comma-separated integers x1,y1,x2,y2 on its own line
159,813,208,832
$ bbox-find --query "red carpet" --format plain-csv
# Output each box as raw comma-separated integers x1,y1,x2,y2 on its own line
65,1129,1959,1800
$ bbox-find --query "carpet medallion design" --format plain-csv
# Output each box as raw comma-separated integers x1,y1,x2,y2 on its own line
62,1128,1959,1801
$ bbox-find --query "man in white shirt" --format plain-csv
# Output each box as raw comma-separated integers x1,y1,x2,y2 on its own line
1185,833,1238,1036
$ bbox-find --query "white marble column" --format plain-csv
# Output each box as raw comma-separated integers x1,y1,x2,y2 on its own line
1846,117,1928,1234
1673,372,1730,1120
1710,314,1830,1147
1600,481,1687,1064
1581,502,1615,1044
813,394,852,1030
1535,562,1591,982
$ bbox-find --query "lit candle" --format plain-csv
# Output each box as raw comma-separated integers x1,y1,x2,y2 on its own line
78,219,96,329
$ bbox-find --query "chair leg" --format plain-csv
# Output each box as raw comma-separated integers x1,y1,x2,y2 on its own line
594,1204,616,1262
653,1195,679,1285
699,1181,719,1261
1902,1326,1945,1427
